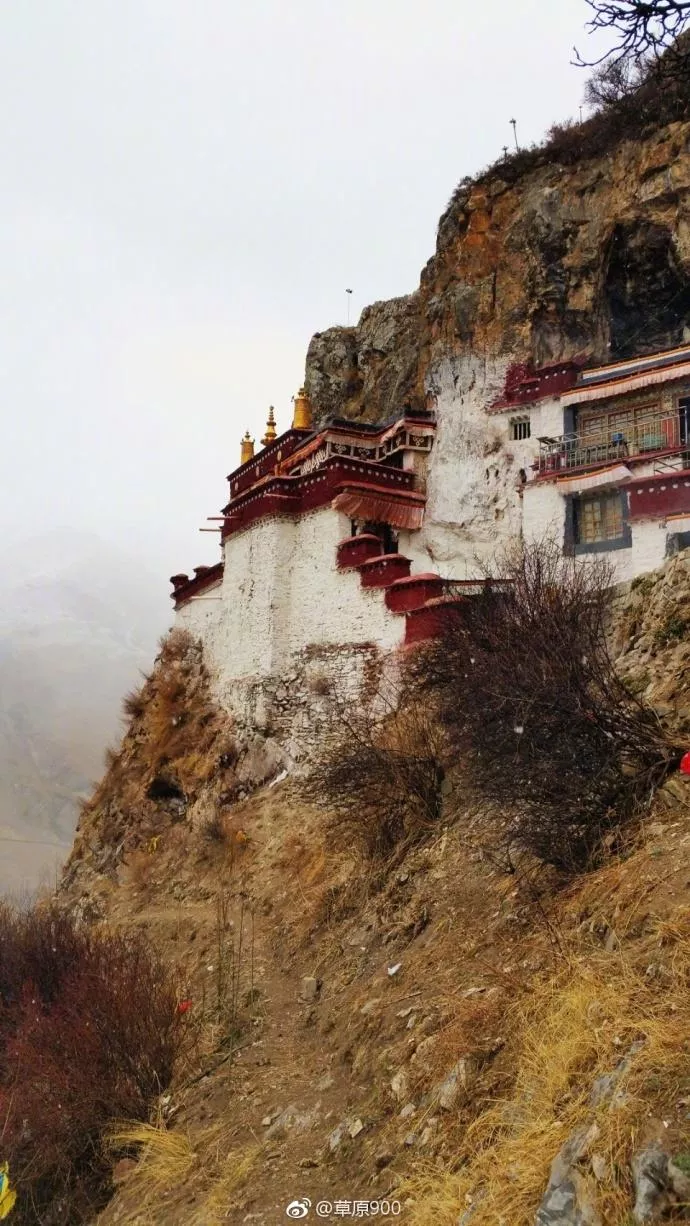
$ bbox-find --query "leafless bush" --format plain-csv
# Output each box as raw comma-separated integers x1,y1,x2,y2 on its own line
424,539,677,875
0,902,187,1225
576,1,690,74
584,54,642,106
307,675,445,862
122,683,147,720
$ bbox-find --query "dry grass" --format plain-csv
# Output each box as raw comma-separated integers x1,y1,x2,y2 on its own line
309,684,446,862
107,1119,260,1225
122,684,148,720
403,907,690,1226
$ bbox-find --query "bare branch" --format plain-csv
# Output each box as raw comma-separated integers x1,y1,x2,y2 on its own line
575,0,690,70
424,538,677,875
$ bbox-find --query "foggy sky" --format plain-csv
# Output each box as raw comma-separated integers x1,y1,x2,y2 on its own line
0,1,609,584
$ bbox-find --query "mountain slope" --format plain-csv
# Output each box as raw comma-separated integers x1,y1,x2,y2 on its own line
0,530,167,892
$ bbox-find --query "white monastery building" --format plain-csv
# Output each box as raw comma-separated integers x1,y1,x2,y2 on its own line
170,344,690,747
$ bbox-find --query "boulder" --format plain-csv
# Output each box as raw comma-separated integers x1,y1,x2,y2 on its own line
535,1123,602,1226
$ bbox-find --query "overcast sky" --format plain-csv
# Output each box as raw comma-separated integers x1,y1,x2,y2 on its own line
0,1,609,585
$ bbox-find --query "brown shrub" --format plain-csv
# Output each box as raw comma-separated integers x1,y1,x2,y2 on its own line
425,539,677,875
0,902,187,1225
122,683,147,720
157,627,195,663
308,682,446,862
201,810,230,844
102,745,121,773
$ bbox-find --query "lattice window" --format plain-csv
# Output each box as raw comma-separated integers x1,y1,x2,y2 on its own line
510,416,531,441
574,491,624,545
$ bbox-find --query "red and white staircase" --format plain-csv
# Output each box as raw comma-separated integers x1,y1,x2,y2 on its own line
335,534,468,645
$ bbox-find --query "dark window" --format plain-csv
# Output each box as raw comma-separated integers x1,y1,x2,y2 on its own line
363,521,398,554
510,416,531,441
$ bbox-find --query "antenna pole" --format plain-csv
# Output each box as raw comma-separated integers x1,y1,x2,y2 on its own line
509,117,519,151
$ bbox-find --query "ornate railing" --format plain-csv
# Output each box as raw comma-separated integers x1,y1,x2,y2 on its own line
537,412,684,475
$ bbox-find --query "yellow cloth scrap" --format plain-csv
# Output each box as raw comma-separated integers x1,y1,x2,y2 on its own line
0,1163,16,1219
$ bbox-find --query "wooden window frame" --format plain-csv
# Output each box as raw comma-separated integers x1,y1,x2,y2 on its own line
565,489,631,556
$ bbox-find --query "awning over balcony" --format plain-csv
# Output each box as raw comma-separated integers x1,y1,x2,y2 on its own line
561,361,690,407
556,463,632,495
332,483,426,530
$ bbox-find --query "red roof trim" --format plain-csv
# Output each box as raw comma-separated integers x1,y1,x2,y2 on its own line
490,360,582,413
171,561,224,606
220,457,419,540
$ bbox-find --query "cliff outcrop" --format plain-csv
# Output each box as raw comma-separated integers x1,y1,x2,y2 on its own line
306,121,690,424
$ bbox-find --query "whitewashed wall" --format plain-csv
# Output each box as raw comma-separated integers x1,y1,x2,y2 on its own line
398,355,563,576
631,519,668,579
522,479,566,548
180,507,405,704
174,580,224,637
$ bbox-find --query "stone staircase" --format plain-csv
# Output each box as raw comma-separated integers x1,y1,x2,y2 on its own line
335,534,467,645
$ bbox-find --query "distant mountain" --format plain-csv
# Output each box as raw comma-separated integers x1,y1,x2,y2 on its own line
0,529,168,894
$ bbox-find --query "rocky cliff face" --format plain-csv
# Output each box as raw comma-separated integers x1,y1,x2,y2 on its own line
306,121,690,425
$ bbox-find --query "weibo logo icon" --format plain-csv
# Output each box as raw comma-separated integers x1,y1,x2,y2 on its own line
285,1199,311,1219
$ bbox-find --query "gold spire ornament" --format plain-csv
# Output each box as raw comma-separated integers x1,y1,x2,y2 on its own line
261,406,277,447
240,431,255,464
292,386,313,431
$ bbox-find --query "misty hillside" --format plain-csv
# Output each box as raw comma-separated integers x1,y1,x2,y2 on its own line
0,530,167,893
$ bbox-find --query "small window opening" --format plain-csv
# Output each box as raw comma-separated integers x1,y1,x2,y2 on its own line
510,416,531,441
363,521,398,554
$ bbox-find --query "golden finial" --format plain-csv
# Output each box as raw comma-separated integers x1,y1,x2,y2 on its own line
240,431,255,465
292,386,313,431
261,406,277,447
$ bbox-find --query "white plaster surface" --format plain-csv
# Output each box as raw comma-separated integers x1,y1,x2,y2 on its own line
401,355,567,576
179,507,405,711
174,581,224,638
523,479,566,549
630,518,669,579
